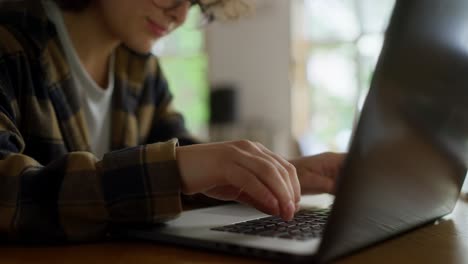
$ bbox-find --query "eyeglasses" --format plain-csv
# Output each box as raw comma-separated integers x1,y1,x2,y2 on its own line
153,0,217,25
152,0,198,11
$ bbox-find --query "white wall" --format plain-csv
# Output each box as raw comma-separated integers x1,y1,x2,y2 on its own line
206,0,293,157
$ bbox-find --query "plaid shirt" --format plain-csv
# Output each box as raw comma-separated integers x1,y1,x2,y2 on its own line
0,1,197,242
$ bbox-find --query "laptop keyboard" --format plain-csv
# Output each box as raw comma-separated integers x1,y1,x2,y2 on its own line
211,208,330,241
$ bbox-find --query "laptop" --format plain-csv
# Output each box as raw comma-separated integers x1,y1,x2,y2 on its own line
117,0,468,262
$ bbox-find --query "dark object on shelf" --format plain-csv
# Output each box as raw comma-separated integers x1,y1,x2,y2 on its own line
210,84,238,125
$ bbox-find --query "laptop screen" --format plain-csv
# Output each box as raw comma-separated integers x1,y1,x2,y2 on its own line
318,0,468,261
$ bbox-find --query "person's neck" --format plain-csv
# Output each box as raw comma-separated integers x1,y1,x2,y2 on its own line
62,5,120,89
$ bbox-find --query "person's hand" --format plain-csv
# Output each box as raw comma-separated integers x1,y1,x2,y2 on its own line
289,152,346,195
176,140,300,221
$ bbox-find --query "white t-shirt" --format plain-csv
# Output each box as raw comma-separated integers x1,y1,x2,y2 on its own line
43,0,114,159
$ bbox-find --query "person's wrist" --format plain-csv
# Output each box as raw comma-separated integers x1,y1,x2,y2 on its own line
176,146,191,195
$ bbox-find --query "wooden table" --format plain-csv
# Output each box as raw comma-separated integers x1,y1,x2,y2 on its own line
2,195,468,264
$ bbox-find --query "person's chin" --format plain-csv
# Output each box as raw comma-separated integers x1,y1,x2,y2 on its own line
124,40,155,55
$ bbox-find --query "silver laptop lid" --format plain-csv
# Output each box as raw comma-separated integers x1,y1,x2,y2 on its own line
318,0,468,261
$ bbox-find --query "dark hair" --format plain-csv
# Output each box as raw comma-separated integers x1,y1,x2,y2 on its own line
52,0,92,11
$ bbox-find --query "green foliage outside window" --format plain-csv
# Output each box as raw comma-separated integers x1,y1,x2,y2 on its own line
153,8,209,138
293,0,395,154
160,55,209,137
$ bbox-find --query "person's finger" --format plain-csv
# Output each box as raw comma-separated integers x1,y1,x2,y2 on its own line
230,147,295,221
225,162,281,217
255,143,301,205
248,143,295,206
236,192,281,217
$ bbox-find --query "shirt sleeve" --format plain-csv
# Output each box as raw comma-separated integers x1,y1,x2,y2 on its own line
0,40,183,243
0,115,183,242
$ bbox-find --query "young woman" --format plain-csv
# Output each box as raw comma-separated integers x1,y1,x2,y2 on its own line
0,0,344,242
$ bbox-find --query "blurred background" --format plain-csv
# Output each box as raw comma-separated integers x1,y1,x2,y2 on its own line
153,0,396,158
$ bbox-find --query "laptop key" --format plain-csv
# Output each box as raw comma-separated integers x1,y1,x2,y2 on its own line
289,229,301,234
210,208,331,240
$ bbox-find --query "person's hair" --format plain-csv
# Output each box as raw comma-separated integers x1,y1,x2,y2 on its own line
52,0,92,12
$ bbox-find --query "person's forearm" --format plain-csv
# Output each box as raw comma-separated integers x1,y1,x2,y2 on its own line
0,140,182,242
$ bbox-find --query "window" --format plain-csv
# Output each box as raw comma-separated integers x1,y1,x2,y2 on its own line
291,0,395,154
152,8,209,139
